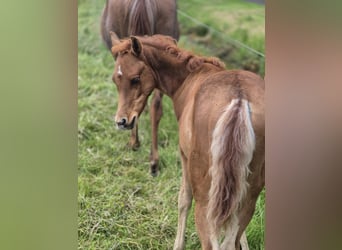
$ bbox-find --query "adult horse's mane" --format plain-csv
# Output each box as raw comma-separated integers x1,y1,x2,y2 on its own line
112,35,226,72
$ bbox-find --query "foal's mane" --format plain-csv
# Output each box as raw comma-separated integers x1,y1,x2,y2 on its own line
111,35,226,72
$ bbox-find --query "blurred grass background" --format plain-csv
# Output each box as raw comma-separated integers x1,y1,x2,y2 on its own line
78,0,264,249
0,1,77,250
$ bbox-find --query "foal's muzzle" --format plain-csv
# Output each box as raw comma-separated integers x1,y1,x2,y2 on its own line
115,116,136,130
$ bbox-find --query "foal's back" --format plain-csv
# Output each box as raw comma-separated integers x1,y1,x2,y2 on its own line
177,68,264,158
194,70,265,138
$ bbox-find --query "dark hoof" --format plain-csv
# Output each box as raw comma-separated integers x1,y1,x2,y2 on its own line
150,162,159,177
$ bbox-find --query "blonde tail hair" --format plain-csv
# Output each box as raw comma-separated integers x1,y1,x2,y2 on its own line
207,98,255,235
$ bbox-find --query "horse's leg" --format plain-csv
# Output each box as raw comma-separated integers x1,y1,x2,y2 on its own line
219,215,240,250
233,189,263,250
224,164,264,249
235,157,265,250
194,202,219,250
149,90,163,176
225,196,258,250
219,184,262,250
173,150,192,250
129,123,140,150
239,231,249,250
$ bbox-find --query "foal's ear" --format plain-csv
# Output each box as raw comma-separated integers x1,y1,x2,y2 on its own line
130,36,142,56
110,31,120,46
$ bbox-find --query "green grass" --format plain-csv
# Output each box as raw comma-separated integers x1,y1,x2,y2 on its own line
178,0,265,76
78,0,264,249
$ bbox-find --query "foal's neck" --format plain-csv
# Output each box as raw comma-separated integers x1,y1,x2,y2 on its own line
144,43,225,118
156,62,222,121
154,65,189,98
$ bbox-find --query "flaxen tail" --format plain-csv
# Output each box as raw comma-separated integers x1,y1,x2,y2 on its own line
207,98,255,235
129,0,157,36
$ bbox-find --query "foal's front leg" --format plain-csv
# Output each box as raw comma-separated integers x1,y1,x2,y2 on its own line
149,90,163,176
174,150,192,250
129,123,140,150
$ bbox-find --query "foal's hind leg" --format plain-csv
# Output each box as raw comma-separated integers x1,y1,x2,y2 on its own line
149,90,163,176
129,123,140,150
220,184,263,249
174,150,192,250
240,232,250,250
195,203,220,250
234,189,263,250
235,159,265,249
219,215,240,250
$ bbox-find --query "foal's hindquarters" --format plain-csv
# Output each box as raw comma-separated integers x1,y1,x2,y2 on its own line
174,70,264,250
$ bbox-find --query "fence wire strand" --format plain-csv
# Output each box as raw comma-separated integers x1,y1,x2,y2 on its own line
177,10,265,58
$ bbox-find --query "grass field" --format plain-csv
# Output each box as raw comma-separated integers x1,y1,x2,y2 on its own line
78,0,265,249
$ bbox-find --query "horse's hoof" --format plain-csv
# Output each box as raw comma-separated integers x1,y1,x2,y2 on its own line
128,141,140,151
150,162,159,177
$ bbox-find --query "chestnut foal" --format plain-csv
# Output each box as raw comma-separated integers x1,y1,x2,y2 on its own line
110,34,264,250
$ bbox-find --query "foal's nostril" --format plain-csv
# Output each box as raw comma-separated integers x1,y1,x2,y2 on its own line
117,118,127,126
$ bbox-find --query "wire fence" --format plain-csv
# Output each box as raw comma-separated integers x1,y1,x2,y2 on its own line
177,9,265,58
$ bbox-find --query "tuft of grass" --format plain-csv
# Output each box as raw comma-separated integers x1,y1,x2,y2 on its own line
78,0,264,249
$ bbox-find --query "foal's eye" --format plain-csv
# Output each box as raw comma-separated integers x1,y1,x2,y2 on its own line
130,76,140,85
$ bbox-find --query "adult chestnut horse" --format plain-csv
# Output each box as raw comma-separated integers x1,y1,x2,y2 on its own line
101,0,179,176
109,34,264,249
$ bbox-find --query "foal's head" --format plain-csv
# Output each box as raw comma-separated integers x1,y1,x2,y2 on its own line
110,33,157,130
110,33,178,129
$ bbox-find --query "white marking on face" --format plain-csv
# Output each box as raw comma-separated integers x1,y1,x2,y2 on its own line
117,65,123,76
